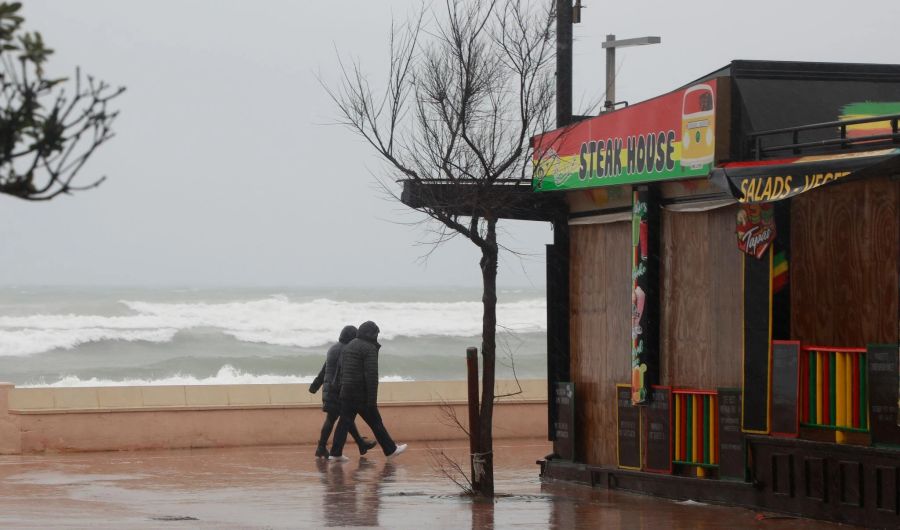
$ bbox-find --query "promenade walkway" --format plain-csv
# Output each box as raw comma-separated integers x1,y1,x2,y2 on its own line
0,439,846,528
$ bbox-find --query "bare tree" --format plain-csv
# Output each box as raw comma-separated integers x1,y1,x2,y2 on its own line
0,2,124,201
326,0,555,497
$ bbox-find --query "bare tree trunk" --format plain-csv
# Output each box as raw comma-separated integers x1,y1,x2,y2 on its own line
326,0,557,499
477,217,498,497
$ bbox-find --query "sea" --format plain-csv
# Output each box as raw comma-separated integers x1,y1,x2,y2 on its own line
0,286,547,387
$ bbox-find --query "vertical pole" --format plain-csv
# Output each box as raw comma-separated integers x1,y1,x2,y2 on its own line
551,0,572,457
546,243,558,442
466,347,481,488
556,0,573,128
550,218,570,457
605,34,616,110
554,220,570,385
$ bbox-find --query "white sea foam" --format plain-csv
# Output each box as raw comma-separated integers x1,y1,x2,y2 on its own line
21,364,413,387
0,296,546,356
0,328,178,357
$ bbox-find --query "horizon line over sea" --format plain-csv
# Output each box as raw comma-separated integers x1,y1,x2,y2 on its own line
0,285,548,388
0,281,549,290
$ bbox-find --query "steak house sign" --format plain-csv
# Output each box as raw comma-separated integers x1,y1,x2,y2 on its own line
533,80,718,191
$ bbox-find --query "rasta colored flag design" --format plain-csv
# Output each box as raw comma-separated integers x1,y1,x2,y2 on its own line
840,102,900,138
799,346,868,433
772,251,788,293
673,390,719,469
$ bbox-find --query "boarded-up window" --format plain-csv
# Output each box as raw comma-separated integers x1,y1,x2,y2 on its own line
660,205,743,389
791,177,899,346
569,221,631,466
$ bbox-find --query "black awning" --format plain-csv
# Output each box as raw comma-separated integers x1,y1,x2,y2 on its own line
710,148,900,204
400,179,567,222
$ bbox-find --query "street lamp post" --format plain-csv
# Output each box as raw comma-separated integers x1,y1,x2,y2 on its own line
602,34,661,111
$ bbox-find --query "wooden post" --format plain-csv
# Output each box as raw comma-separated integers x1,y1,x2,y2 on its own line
466,347,481,490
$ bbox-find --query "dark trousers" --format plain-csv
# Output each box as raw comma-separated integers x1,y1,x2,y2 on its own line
330,401,397,457
318,410,364,448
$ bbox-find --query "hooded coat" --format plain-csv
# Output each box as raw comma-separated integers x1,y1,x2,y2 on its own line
339,321,381,407
320,325,357,413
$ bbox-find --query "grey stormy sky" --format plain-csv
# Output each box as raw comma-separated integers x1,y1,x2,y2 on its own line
0,0,897,287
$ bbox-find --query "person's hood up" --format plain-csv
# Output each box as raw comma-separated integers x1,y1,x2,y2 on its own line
338,325,358,344
357,321,380,343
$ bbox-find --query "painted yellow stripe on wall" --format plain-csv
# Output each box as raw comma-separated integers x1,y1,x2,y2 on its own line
835,352,846,428
842,117,895,131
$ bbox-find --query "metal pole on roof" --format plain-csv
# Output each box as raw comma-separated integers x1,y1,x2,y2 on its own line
603,34,661,111
605,35,616,108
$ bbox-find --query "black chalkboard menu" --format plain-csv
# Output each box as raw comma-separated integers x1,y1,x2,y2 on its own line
742,252,772,433
617,384,641,470
867,344,900,447
643,386,672,474
718,388,747,481
553,382,575,460
771,341,800,437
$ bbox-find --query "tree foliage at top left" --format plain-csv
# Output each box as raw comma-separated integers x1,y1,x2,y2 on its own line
0,1,124,201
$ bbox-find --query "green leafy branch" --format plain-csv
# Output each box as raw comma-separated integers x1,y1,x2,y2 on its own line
0,1,125,201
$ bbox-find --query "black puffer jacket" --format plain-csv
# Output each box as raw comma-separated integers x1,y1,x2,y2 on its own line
321,325,357,413
339,321,381,407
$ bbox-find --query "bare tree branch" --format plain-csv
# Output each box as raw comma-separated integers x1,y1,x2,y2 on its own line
325,0,557,497
426,446,474,496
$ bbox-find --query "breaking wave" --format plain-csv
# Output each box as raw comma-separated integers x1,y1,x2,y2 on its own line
21,364,413,387
0,328,178,357
0,296,546,356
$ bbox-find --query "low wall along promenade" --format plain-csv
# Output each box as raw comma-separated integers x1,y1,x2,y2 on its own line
0,380,547,454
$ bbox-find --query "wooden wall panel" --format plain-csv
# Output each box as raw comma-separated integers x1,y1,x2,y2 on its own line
569,222,632,467
791,177,900,346
660,206,743,389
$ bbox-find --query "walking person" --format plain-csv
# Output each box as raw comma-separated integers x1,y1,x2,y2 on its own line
309,325,377,458
329,321,407,461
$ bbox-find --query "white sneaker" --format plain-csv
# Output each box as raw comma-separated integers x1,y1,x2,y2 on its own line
388,443,407,459
329,455,349,462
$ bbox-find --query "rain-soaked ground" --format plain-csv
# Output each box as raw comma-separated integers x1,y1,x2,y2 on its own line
0,439,850,529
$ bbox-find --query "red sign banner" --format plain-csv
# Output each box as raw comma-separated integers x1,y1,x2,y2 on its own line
533,79,718,191
736,204,776,259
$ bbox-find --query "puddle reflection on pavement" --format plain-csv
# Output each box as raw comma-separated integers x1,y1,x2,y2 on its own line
0,439,847,529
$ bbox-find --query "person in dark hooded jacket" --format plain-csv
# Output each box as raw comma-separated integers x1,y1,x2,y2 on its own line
329,320,407,460
309,325,376,458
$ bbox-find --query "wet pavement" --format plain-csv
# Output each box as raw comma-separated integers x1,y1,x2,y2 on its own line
0,439,850,529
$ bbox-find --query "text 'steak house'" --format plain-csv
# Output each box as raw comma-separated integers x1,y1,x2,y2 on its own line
405,60,900,528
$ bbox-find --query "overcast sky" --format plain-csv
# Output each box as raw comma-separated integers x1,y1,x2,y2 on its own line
0,0,897,288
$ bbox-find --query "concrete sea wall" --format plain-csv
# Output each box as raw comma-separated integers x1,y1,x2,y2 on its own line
0,380,547,454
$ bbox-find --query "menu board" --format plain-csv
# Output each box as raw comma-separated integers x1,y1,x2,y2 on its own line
643,386,672,473
617,384,641,470
742,252,772,433
867,344,900,447
718,388,747,481
553,382,575,460
771,341,800,437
